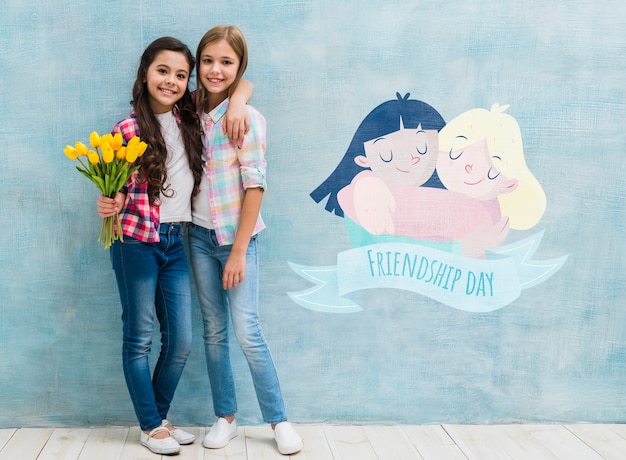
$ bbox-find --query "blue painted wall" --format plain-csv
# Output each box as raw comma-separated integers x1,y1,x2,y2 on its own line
1,0,625,427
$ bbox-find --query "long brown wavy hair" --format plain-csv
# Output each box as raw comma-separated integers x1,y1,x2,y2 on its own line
131,37,204,203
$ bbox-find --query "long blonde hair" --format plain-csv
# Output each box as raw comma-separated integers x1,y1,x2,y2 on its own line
195,25,248,113
438,104,546,230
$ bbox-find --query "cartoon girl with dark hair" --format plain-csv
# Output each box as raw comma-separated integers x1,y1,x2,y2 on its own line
310,93,446,217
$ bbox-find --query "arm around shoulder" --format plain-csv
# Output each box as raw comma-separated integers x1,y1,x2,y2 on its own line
224,79,254,143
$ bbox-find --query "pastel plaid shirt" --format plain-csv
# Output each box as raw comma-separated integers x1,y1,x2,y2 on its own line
111,111,161,243
192,99,267,245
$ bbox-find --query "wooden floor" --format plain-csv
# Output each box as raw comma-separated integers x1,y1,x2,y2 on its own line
1,424,625,459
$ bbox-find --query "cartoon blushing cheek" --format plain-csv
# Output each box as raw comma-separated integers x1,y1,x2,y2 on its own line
358,125,438,187
437,138,499,198
438,139,518,200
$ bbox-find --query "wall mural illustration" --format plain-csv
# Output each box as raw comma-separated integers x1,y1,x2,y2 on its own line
289,93,568,313
3,0,624,429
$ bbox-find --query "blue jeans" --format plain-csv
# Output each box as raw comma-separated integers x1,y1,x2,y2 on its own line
110,223,192,431
188,224,287,424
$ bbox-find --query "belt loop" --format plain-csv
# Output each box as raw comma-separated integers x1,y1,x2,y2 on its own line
159,222,187,236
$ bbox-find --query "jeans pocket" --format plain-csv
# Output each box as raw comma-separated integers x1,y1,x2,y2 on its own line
120,235,142,245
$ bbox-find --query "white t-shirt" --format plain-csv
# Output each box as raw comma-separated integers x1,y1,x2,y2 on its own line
156,111,193,223
190,112,215,229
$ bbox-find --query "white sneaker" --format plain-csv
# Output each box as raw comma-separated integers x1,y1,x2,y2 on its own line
274,421,303,455
162,419,196,445
203,417,238,449
140,426,181,455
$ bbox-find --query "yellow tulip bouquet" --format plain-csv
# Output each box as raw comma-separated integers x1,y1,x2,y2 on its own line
64,131,147,249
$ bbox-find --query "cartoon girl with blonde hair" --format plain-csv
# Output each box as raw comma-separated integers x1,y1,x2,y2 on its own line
437,103,546,231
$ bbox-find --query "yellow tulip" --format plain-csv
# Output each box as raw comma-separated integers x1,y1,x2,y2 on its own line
89,131,101,148
136,141,148,157
64,145,78,160
126,136,139,149
101,133,113,146
88,151,100,165
125,147,139,163
116,146,127,160
101,141,114,163
125,137,145,163
75,141,89,156
111,132,123,150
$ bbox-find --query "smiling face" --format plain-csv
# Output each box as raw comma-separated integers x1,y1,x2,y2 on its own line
436,137,507,200
198,39,241,110
359,123,439,187
144,50,190,114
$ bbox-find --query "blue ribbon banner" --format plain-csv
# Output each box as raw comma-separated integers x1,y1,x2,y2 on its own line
288,231,567,313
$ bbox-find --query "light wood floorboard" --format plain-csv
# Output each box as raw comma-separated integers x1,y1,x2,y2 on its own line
0,424,624,459
400,425,466,459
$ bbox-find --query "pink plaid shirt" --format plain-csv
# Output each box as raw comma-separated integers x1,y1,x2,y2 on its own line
112,112,161,243
194,99,267,245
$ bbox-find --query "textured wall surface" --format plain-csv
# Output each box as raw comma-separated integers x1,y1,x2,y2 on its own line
1,0,625,427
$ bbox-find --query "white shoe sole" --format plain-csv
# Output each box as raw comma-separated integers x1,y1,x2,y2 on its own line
277,440,303,455
203,431,238,449
140,440,181,455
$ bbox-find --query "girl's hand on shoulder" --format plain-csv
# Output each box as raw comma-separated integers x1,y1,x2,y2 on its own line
223,99,250,148
97,192,125,218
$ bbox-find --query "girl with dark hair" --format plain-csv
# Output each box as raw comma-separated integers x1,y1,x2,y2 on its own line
96,36,252,455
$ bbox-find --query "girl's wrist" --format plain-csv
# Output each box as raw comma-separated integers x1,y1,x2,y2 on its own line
230,93,246,105
230,244,247,256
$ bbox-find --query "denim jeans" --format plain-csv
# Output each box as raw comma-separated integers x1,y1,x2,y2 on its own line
110,223,192,431
188,224,287,424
